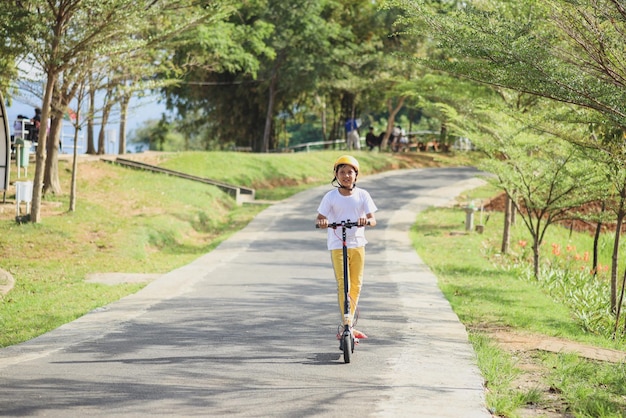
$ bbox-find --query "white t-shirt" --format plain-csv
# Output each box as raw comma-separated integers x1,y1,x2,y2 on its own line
317,187,378,250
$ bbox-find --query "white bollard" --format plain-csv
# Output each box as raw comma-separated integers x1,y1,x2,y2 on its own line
464,202,476,231
15,181,33,216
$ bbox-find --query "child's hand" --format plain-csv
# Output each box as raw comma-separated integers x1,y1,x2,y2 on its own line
316,218,328,229
360,217,375,227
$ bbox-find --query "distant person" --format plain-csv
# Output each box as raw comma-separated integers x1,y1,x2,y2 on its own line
365,126,382,151
390,125,401,152
28,108,41,143
345,118,361,151
398,127,409,152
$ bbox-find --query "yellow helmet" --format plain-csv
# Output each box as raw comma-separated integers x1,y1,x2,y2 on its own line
333,155,360,173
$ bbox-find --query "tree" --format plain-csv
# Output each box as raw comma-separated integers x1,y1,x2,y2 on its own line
164,0,410,152
68,81,88,212
393,0,626,310
396,0,626,123
162,0,274,151
13,0,233,222
480,128,604,278
44,58,92,195
0,3,33,91
580,122,626,311
436,84,539,253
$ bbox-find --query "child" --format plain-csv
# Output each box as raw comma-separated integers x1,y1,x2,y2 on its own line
316,155,377,341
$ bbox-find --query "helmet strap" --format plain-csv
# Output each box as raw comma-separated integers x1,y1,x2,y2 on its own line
332,177,357,190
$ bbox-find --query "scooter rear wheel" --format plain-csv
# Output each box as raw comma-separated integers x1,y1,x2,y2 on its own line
342,333,352,363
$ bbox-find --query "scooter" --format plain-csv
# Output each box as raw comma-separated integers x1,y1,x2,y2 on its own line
318,219,365,363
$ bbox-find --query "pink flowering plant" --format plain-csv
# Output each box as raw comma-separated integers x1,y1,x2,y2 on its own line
487,231,614,337
512,240,614,336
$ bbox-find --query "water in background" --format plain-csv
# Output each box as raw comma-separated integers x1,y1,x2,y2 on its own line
6,94,165,155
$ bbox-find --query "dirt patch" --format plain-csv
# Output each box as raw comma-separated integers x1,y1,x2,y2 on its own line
483,192,622,236
0,198,63,222
488,328,626,363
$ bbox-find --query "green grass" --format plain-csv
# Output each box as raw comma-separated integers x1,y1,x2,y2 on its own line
158,150,452,199
545,352,626,417
411,186,626,416
469,333,523,417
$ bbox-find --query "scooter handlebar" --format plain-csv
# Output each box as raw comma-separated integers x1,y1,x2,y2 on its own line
315,220,370,229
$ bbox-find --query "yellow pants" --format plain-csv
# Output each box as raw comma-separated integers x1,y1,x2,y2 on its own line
330,247,365,326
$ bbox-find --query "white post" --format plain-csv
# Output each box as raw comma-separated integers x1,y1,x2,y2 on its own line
16,144,21,179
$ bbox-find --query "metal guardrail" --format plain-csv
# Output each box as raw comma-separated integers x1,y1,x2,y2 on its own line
287,139,347,152
283,131,439,152
108,157,255,205
232,130,446,153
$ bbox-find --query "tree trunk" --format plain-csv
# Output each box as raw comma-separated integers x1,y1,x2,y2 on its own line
43,117,63,195
118,94,130,154
262,71,278,153
97,101,114,155
532,238,540,279
86,86,96,154
501,193,512,254
592,202,605,276
380,96,405,150
316,94,327,142
511,199,516,224
69,120,80,212
610,185,626,312
615,268,626,335
30,73,57,223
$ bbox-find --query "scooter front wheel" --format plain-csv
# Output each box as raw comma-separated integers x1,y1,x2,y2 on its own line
342,333,352,363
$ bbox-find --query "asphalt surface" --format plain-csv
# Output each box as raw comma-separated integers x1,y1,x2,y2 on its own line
0,166,491,417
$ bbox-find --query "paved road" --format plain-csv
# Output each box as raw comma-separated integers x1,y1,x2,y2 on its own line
0,166,491,417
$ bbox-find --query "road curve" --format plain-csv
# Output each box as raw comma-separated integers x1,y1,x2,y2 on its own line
0,166,492,417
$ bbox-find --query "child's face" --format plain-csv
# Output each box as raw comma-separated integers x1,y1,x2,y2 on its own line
336,165,357,188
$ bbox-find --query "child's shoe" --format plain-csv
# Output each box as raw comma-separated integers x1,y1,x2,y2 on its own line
352,328,368,340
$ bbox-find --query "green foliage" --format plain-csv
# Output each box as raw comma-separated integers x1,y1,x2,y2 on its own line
161,0,431,151
0,3,33,90
518,263,615,337
396,0,626,129
165,0,345,150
